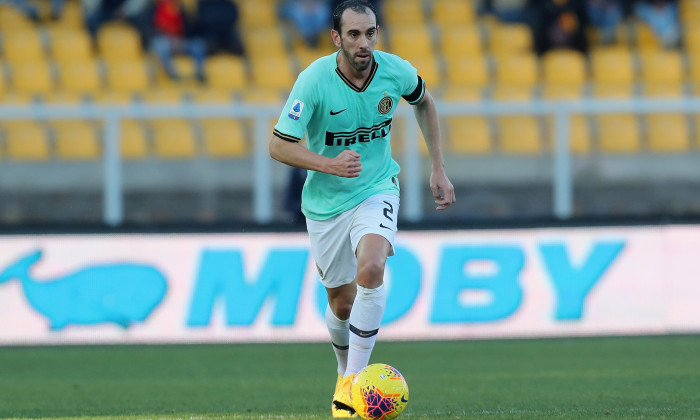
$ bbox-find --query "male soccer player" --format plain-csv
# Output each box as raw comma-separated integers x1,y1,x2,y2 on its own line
268,0,456,417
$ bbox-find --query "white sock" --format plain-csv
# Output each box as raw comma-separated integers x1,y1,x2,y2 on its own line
325,304,349,376
345,283,387,376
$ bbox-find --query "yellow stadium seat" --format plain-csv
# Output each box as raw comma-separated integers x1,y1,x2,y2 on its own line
447,116,492,155
49,0,84,28
11,61,54,96
201,119,248,158
688,53,700,89
250,56,294,90
685,26,700,54
151,119,197,158
97,23,143,62
0,65,6,93
634,22,662,51
294,41,336,70
498,116,542,154
597,114,640,153
205,54,247,91
0,92,32,104
389,25,432,59
106,59,151,93
52,121,101,160
408,55,441,87
2,29,44,63
494,53,539,87
243,27,286,59
4,122,50,160
542,49,587,87
140,87,186,104
590,47,635,86
542,84,584,99
241,87,284,104
49,27,93,62
647,114,689,153
432,0,476,26
120,120,149,159
643,82,684,97
190,88,234,104
0,5,34,30
639,50,684,86
592,83,634,98
445,55,489,88
439,26,483,58
489,24,533,58
57,60,102,95
43,91,85,104
238,0,278,28
491,84,533,101
92,90,135,104
383,0,424,25
441,85,482,101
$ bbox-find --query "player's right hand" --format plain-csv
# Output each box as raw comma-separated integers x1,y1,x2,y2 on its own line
329,150,362,178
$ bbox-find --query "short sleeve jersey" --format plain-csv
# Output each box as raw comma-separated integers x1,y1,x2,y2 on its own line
273,50,425,220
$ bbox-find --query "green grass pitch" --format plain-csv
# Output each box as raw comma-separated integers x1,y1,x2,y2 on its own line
1,335,699,419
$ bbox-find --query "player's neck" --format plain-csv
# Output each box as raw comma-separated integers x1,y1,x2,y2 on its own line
336,54,374,87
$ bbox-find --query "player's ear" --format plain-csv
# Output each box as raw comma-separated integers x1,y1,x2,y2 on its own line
331,29,341,48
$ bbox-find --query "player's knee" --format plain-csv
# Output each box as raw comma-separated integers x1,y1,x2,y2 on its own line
356,259,385,288
330,299,353,320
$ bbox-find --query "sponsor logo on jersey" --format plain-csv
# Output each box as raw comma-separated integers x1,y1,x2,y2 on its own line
288,99,304,120
325,119,392,146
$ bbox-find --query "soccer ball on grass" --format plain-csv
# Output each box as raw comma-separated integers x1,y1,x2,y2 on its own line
350,363,409,419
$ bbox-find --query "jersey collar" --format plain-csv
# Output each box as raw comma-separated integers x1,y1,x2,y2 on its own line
335,52,378,93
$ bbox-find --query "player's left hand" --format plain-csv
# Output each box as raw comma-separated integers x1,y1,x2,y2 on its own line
430,169,456,211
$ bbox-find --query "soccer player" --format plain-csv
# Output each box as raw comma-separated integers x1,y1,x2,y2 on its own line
268,0,456,417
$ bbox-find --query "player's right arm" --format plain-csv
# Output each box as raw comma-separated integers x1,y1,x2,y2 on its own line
269,135,362,178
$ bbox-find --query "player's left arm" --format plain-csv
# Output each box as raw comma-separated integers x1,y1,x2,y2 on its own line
413,89,456,210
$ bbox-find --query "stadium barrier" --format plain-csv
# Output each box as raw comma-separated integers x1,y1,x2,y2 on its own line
1,224,699,345
2,97,700,225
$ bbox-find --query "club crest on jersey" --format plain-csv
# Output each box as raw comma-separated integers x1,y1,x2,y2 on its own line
288,99,304,120
378,96,393,115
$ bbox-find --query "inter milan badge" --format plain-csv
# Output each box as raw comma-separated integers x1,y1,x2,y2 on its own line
378,96,393,115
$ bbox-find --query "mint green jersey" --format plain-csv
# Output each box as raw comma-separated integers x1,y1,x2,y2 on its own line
273,50,425,220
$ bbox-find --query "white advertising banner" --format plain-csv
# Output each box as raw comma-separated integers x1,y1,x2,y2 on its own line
0,225,699,345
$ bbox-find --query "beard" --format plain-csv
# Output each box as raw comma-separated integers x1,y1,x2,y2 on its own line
340,42,372,72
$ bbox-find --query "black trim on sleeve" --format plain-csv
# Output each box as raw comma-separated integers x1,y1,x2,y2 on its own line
273,129,301,143
402,75,425,105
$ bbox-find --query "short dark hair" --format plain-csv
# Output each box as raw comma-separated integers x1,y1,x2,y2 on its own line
332,0,377,32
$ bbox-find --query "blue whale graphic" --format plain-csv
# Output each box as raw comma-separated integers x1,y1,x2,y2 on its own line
0,250,167,330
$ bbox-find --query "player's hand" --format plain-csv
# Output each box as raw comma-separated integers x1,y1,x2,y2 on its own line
329,150,362,178
430,169,456,211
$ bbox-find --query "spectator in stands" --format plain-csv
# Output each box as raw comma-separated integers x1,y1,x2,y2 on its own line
634,0,680,48
139,0,207,82
279,0,331,48
196,0,245,56
527,0,589,55
481,0,528,23
0,0,65,21
587,0,625,44
82,0,148,37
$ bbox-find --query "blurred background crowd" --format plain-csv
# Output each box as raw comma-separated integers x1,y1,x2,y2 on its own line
0,0,698,229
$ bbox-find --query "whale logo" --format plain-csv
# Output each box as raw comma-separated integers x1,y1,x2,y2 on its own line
0,250,167,330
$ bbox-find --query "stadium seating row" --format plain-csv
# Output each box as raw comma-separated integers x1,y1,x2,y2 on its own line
0,119,248,161
0,0,699,160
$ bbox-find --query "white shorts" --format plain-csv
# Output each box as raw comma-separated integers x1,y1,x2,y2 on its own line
306,193,400,289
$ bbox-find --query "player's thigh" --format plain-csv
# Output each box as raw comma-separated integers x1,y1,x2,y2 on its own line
306,213,357,289
350,193,400,258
